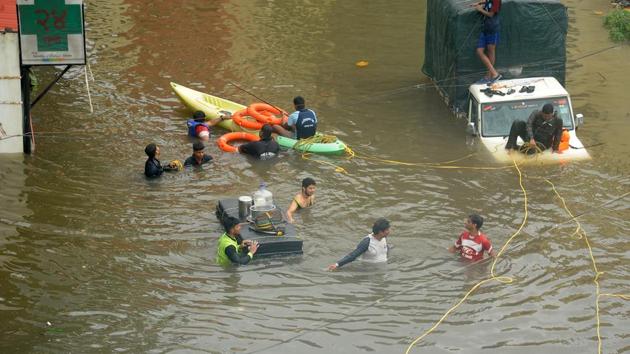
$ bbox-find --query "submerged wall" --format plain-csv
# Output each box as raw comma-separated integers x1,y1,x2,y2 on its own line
0,32,24,154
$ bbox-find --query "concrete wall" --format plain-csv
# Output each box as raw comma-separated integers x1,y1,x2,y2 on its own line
0,32,23,154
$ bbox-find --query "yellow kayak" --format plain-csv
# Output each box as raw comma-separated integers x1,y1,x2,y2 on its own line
170,82,254,132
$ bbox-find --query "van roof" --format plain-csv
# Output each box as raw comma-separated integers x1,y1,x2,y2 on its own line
469,77,569,104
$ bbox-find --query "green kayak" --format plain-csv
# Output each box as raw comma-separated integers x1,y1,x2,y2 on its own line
276,134,347,155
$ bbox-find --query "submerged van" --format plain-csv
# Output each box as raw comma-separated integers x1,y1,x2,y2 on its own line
420,0,589,163
466,77,590,163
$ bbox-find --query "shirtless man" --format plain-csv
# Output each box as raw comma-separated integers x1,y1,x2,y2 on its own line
286,177,316,223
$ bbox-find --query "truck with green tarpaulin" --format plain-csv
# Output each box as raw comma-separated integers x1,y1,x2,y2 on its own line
422,0,568,115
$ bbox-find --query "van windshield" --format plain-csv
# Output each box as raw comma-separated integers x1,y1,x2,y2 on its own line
481,97,574,137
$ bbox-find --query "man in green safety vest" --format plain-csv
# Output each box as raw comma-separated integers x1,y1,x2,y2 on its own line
216,216,259,266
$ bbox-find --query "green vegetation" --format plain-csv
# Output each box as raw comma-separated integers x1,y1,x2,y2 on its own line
604,9,630,42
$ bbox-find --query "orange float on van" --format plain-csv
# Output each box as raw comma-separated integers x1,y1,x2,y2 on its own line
559,129,570,152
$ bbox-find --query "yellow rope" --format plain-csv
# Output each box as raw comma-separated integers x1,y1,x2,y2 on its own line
405,157,526,354
404,277,502,352
348,145,519,170
293,134,339,147
290,134,351,173
295,135,517,172
347,141,558,171
545,179,630,354
354,150,514,170
490,158,528,278
344,145,355,159
518,141,546,155
600,293,630,300
290,134,523,173
300,151,349,174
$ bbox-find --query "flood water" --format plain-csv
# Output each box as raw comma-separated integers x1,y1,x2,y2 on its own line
1,0,629,353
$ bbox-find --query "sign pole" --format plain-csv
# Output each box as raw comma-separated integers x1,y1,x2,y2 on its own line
30,64,72,108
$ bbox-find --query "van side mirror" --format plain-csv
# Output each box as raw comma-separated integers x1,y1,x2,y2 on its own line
575,113,584,127
466,122,477,136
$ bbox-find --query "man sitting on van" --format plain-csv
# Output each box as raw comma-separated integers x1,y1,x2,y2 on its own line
505,103,563,153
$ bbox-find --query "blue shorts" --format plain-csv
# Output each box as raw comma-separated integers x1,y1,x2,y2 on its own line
477,32,499,48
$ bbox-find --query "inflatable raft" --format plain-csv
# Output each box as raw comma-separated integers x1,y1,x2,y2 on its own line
215,199,303,258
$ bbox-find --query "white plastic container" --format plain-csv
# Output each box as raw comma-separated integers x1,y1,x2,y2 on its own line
253,182,273,208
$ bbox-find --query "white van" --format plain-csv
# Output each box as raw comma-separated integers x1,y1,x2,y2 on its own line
466,77,590,163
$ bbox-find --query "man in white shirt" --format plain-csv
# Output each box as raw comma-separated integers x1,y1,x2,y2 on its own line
328,218,391,271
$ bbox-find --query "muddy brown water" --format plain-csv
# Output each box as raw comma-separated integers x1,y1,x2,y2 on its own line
1,1,629,353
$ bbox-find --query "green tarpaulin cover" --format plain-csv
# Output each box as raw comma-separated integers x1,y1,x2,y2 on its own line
422,0,567,112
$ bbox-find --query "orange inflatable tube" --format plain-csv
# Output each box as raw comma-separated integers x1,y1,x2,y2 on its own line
217,132,260,153
231,109,264,130
247,103,287,126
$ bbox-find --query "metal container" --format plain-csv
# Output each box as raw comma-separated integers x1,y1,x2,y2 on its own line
238,196,253,219
249,204,276,220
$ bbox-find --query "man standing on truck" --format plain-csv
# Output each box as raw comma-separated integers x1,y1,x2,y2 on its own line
474,0,502,83
505,103,564,153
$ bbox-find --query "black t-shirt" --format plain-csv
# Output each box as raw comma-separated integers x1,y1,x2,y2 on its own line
528,111,563,150
144,158,163,178
184,154,213,166
239,139,280,160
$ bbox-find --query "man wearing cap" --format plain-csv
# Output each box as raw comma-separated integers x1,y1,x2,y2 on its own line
216,216,259,266
505,103,564,153
272,96,317,140
238,124,280,160
184,141,213,166
187,110,227,141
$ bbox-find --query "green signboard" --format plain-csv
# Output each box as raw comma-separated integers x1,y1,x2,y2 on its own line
17,0,86,65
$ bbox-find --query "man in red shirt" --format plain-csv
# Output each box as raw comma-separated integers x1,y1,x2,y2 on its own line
449,214,497,261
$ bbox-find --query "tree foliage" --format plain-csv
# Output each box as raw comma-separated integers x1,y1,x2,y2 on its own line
604,9,630,42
